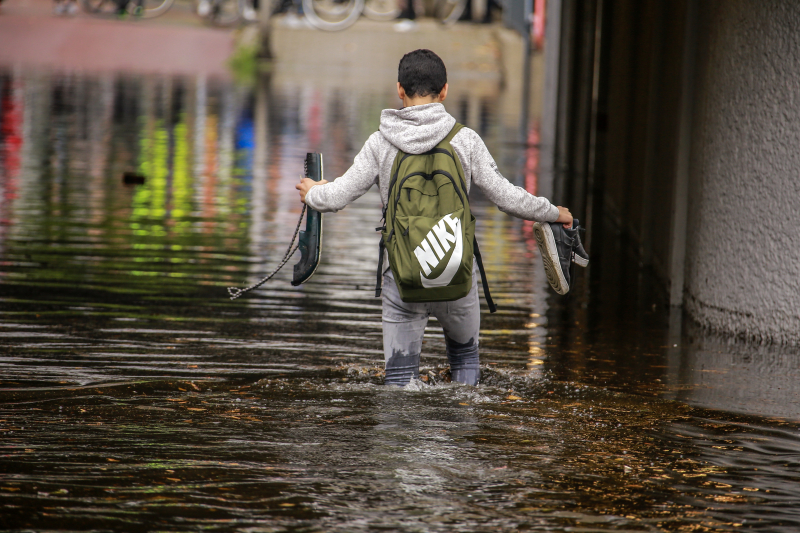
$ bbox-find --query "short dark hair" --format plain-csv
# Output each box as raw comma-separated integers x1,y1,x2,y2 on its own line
398,49,447,98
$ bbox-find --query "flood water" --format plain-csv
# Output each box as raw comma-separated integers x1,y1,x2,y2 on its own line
1,67,800,532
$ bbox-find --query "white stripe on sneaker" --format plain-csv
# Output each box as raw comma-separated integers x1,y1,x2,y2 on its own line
572,252,589,267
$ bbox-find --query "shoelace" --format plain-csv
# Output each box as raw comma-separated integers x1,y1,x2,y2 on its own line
569,225,587,281
572,224,587,256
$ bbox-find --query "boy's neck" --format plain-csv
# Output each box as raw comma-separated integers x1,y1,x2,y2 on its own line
402,95,441,108
397,82,449,108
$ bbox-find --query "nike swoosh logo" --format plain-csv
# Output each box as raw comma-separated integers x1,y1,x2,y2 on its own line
421,214,462,288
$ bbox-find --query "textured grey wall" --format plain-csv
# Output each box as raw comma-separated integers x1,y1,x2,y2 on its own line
684,0,800,344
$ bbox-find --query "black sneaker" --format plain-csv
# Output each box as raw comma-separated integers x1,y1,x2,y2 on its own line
533,219,589,295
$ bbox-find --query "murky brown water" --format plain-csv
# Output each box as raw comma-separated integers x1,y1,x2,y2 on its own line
1,68,800,532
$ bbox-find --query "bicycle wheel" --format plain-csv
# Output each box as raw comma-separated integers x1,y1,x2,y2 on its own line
363,0,399,21
302,0,364,31
434,0,465,24
84,0,174,17
137,0,174,18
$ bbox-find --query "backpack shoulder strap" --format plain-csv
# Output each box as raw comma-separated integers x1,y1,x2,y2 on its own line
440,122,464,147
472,237,497,313
443,123,496,313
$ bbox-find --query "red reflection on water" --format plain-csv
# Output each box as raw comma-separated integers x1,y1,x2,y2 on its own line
0,77,22,266
533,0,546,50
1,78,22,197
522,122,539,252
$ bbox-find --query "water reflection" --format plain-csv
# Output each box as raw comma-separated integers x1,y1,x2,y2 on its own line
1,67,800,531
667,320,800,420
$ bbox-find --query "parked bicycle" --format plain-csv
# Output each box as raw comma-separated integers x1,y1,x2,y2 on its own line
197,0,241,25
303,0,468,31
238,0,466,31
81,0,174,18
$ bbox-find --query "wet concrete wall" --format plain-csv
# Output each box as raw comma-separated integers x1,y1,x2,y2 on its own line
545,0,800,345
544,0,692,284
598,0,687,283
684,0,800,344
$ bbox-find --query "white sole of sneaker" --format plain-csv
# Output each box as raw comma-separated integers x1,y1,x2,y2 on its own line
533,222,569,295
573,253,589,268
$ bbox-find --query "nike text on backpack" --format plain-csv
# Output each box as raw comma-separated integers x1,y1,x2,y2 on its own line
375,123,496,313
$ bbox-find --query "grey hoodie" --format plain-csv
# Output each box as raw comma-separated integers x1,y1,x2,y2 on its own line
304,103,560,223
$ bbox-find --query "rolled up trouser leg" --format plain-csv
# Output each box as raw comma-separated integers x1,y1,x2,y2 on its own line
382,270,429,387
384,351,420,386
435,263,481,386
446,336,480,386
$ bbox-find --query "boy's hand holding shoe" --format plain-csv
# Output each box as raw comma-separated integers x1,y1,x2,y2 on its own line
555,206,573,228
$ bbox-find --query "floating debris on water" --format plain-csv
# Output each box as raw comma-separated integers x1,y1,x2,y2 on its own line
122,172,146,185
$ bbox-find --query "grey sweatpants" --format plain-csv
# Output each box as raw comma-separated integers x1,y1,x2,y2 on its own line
381,264,481,386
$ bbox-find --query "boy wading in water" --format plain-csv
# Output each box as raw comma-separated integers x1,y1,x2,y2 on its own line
297,49,575,387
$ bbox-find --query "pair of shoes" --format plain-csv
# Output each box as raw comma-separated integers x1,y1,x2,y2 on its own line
533,219,589,295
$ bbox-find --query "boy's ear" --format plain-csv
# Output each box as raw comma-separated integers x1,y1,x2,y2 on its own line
438,83,449,103
397,82,406,101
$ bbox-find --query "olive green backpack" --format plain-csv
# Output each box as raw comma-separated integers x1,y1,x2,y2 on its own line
375,123,496,312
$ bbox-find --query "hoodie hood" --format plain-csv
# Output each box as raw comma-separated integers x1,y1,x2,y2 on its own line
379,103,457,154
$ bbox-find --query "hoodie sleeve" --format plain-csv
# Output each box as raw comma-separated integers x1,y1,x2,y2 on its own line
304,132,382,213
457,129,560,223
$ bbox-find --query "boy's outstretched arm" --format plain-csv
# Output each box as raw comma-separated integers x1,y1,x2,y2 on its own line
459,130,573,227
295,133,382,213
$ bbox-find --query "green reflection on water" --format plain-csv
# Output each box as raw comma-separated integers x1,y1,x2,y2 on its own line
172,117,191,222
